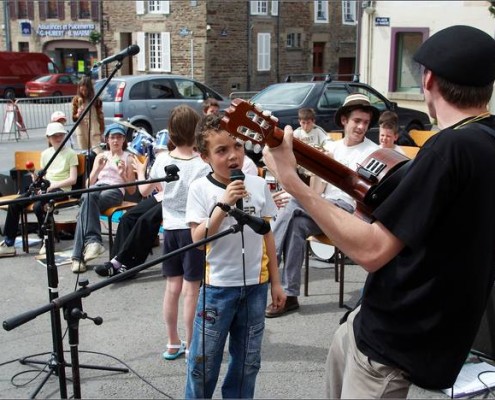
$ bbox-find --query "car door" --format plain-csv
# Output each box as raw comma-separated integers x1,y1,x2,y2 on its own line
143,78,178,132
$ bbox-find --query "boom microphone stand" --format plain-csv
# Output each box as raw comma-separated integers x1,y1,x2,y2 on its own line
17,201,69,399
3,219,241,398
0,169,179,398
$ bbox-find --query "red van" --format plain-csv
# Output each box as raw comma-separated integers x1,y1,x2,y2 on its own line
0,52,58,99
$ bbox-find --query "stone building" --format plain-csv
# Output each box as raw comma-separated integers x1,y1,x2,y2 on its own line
1,1,357,96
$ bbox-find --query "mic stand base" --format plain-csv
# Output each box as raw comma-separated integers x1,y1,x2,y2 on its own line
16,203,127,399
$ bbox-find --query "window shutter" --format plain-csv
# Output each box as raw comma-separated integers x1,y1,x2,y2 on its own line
58,0,65,19
257,33,271,71
70,0,77,20
160,1,170,14
136,0,145,15
271,0,278,16
250,1,257,14
137,32,146,71
91,0,99,21
161,32,171,72
28,0,35,19
39,0,46,20
9,0,17,19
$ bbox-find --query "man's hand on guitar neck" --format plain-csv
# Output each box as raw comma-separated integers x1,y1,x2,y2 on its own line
263,126,303,197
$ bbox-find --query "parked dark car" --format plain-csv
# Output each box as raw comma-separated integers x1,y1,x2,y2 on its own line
25,73,79,98
94,74,230,139
249,75,432,143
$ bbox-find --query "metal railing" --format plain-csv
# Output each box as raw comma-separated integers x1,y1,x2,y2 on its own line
0,96,75,140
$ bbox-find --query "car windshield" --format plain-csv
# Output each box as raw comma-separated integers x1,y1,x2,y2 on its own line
251,83,314,106
34,75,52,82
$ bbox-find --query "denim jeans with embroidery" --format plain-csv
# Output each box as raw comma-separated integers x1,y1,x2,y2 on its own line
185,283,268,399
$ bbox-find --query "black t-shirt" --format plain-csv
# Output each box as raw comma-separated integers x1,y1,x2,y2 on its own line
354,118,495,389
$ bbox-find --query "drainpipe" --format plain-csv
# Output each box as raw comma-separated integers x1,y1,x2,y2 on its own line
247,0,251,91
3,0,12,51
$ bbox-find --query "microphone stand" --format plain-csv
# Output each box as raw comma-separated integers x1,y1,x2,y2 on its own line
0,168,180,399
18,201,69,399
3,223,243,399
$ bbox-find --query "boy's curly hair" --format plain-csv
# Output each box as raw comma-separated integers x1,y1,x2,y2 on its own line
195,114,224,156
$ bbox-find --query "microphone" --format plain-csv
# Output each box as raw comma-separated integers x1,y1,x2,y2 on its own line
217,202,271,235
93,44,140,67
230,168,245,210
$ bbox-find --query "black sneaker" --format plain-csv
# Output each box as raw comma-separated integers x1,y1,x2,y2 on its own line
95,262,116,277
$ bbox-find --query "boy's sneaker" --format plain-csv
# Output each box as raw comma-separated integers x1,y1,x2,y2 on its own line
95,262,128,277
39,243,46,255
71,259,87,273
83,242,105,262
0,241,16,257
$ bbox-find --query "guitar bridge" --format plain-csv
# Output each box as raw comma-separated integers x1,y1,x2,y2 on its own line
357,157,386,183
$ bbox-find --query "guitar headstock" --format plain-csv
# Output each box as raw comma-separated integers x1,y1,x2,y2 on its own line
220,98,281,149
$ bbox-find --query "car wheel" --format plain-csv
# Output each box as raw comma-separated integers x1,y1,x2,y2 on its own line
52,92,63,103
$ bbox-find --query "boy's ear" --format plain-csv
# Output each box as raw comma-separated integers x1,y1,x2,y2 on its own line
200,152,209,163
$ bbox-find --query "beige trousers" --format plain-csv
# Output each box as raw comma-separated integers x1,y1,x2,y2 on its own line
325,307,411,399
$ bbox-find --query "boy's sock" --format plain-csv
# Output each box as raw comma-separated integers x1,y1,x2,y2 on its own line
110,258,123,270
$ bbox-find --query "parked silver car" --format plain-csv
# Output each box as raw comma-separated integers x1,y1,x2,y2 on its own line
94,74,230,139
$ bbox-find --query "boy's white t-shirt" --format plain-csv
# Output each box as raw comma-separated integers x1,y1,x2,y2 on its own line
322,137,379,208
150,152,211,230
186,173,277,287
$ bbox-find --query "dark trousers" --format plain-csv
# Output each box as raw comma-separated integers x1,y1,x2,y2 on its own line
112,196,163,268
3,190,64,242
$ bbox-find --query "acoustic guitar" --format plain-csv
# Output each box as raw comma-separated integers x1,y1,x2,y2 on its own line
220,98,411,219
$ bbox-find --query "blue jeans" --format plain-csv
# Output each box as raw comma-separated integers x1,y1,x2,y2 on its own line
185,283,268,399
71,185,123,260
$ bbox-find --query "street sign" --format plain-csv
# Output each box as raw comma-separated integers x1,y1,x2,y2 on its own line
375,17,390,26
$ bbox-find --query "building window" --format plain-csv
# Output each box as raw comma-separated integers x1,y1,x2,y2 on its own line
257,33,271,71
251,1,268,15
314,1,329,23
136,1,170,14
286,33,302,49
17,0,28,18
79,1,90,19
149,33,163,70
250,1,278,15
137,31,171,72
390,29,427,93
342,1,357,25
47,0,58,19
148,0,169,13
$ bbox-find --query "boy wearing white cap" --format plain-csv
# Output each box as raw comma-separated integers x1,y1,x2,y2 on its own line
0,122,78,257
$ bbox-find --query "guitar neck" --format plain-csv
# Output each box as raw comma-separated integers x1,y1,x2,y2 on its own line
266,126,372,205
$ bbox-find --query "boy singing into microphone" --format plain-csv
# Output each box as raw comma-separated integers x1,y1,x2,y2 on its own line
184,114,285,398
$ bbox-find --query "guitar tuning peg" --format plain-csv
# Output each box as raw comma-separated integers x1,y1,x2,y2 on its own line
271,115,279,123
262,110,272,117
245,140,253,150
254,104,263,112
253,143,262,154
